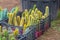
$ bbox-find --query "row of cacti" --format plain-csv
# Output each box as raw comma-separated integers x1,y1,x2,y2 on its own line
7,5,49,32
0,5,49,40
0,26,20,40
0,6,19,21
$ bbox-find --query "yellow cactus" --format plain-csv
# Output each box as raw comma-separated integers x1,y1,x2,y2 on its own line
25,15,29,24
13,6,19,13
13,12,17,17
0,7,2,11
26,15,31,26
44,13,47,18
8,13,13,25
41,15,45,19
26,18,31,27
16,16,21,26
35,8,38,13
29,15,35,25
13,28,19,36
45,6,49,16
37,10,41,19
23,24,27,32
20,17,24,26
13,17,18,26
37,10,43,19
0,26,2,32
24,9,29,17
39,10,43,17
22,9,29,22
22,11,25,17
31,10,35,16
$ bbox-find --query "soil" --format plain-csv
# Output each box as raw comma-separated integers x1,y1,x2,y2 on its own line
36,28,60,40
36,20,60,40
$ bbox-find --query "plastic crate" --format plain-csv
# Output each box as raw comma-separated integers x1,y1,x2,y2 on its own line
20,16,51,40
0,17,45,40
0,22,37,40
0,10,51,40
0,19,50,40
0,11,51,40
21,0,58,20
24,26,36,40
44,16,50,31
19,22,43,40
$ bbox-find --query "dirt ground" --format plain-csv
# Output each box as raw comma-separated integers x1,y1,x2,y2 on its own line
37,28,60,40
36,20,60,40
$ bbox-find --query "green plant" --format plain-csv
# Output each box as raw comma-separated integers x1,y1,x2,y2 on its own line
51,20,60,32
57,10,60,19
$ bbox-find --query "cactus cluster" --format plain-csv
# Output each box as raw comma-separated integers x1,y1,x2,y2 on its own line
0,5,49,40
0,25,20,40
7,5,49,32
